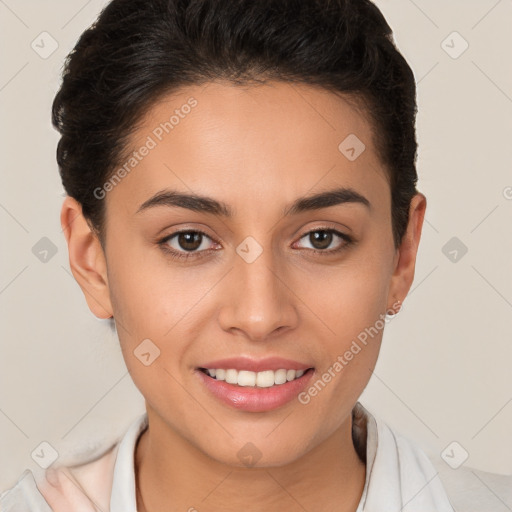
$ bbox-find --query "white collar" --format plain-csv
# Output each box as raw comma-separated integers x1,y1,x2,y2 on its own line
109,402,454,512
110,410,148,512
353,402,454,511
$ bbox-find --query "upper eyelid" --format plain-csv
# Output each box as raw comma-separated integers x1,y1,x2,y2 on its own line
161,228,217,244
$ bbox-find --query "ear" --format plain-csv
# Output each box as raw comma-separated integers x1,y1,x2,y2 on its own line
60,196,113,319
386,192,427,313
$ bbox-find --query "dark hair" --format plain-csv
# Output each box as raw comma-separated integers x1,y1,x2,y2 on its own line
52,0,418,247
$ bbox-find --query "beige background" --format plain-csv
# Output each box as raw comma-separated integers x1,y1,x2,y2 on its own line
1,0,511,503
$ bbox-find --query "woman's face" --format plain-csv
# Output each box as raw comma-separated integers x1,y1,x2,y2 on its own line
69,80,424,467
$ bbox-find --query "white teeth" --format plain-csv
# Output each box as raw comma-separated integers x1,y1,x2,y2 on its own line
225,369,238,384
238,370,256,387
274,369,287,385
256,370,275,388
203,368,308,387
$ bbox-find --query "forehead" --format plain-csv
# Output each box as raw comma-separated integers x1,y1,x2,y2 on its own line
106,80,389,217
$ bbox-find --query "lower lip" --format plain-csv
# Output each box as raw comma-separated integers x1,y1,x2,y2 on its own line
196,369,315,412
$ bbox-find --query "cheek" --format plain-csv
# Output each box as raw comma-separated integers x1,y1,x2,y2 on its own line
302,248,391,389
106,237,206,336
298,271,387,434
306,258,391,344
105,244,218,402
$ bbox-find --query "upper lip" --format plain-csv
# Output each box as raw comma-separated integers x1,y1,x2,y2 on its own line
198,356,313,372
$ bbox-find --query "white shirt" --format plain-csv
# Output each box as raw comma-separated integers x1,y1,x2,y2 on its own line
0,402,499,511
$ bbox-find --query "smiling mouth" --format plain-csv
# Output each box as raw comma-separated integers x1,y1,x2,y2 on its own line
198,367,314,388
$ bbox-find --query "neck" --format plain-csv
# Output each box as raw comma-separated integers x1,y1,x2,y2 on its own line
135,406,366,512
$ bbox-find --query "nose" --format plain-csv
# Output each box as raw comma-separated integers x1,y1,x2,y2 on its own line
217,243,299,341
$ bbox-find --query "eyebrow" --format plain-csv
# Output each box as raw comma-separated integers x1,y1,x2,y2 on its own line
136,186,371,217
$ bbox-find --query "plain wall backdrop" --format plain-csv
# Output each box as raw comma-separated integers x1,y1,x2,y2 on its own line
1,0,511,502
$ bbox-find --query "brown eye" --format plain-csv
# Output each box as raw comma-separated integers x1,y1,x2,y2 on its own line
176,232,203,251
295,228,351,253
309,230,333,250
161,230,216,257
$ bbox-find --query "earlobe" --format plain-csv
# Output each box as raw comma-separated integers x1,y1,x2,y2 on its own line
60,196,113,319
386,192,427,311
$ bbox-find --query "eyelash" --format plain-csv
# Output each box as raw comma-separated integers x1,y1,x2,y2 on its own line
157,227,354,262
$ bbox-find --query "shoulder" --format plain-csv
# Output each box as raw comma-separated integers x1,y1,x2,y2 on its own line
422,442,512,511
352,402,455,510
1,411,148,512
0,443,119,512
366,406,512,511
0,469,51,512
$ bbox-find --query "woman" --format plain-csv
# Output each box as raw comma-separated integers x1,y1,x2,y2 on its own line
1,0,455,510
